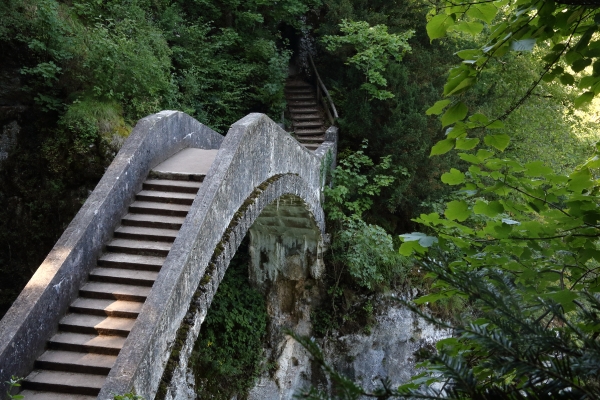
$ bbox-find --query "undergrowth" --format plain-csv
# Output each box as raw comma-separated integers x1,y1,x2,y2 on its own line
190,237,268,399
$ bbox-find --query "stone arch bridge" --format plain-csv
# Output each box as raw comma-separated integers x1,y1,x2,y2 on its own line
0,111,337,400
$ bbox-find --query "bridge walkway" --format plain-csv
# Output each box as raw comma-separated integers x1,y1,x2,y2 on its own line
20,150,218,399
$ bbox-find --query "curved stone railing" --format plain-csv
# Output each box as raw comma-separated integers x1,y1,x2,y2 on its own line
0,111,223,397
98,113,336,400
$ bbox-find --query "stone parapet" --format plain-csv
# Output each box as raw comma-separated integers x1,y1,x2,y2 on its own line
0,111,222,399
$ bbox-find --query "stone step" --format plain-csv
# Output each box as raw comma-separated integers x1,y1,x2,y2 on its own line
285,81,312,88
98,252,165,271
115,225,178,243
289,107,319,114
71,296,144,318
121,213,186,230
295,128,326,136
49,332,125,356
303,143,321,150
143,179,201,194
80,281,151,302
35,350,116,375
70,298,144,318
287,94,315,101
89,267,158,287
23,370,105,396
291,114,322,121
285,87,313,94
106,238,172,257
136,190,196,205
294,121,323,128
296,135,325,143
59,314,135,336
18,390,97,400
147,170,205,182
288,100,317,107
129,200,190,217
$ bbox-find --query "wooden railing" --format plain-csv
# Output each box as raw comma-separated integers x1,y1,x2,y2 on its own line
308,53,339,126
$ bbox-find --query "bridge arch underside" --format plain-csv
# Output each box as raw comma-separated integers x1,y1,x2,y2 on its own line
159,174,324,400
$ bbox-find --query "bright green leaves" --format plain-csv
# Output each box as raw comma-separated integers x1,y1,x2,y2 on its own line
453,21,484,35
445,200,469,221
510,39,536,52
473,200,504,217
524,161,553,177
426,99,451,115
441,168,465,185
323,20,414,101
441,102,468,127
465,3,497,24
575,91,595,108
426,1,498,42
456,137,480,150
427,14,455,40
444,65,476,96
399,232,439,247
430,138,455,156
484,134,510,151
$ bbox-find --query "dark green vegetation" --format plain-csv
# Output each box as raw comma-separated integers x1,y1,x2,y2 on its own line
191,237,268,399
299,0,600,398
0,0,316,317
3,0,600,398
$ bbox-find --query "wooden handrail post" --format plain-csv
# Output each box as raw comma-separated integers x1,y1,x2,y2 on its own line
307,53,339,122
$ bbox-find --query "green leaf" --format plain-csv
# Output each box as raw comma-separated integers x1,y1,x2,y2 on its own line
579,75,598,89
477,149,495,160
414,292,447,304
473,200,504,217
445,200,470,222
559,73,575,85
545,290,578,312
427,14,455,40
399,232,439,247
446,77,475,96
466,3,498,24
426,99,451,115
459,153,482,164
568,168,593,193
453,21,484,35
486,120,505,129
446,124,467,138
510,38,536,51
469,113,489,125
484,134,510,151
441,102,468,127
431,138,455,156
456,137,480,150
456,49,481,60
572,58,592,72
441,168,466,185
575,91,594,108
525,161,553,177
399,239,427,256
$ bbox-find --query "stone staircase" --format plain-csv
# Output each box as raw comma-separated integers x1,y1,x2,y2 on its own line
285,80,326,151
19,150,215,399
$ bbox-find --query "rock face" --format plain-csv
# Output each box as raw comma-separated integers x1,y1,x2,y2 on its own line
248,293,451,400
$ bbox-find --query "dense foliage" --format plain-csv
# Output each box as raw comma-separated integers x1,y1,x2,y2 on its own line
293,0,600,398
0,0,317,317
190,238,268,399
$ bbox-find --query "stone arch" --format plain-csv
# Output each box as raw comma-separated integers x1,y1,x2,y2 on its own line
155,174,325,399
99,113,337,400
